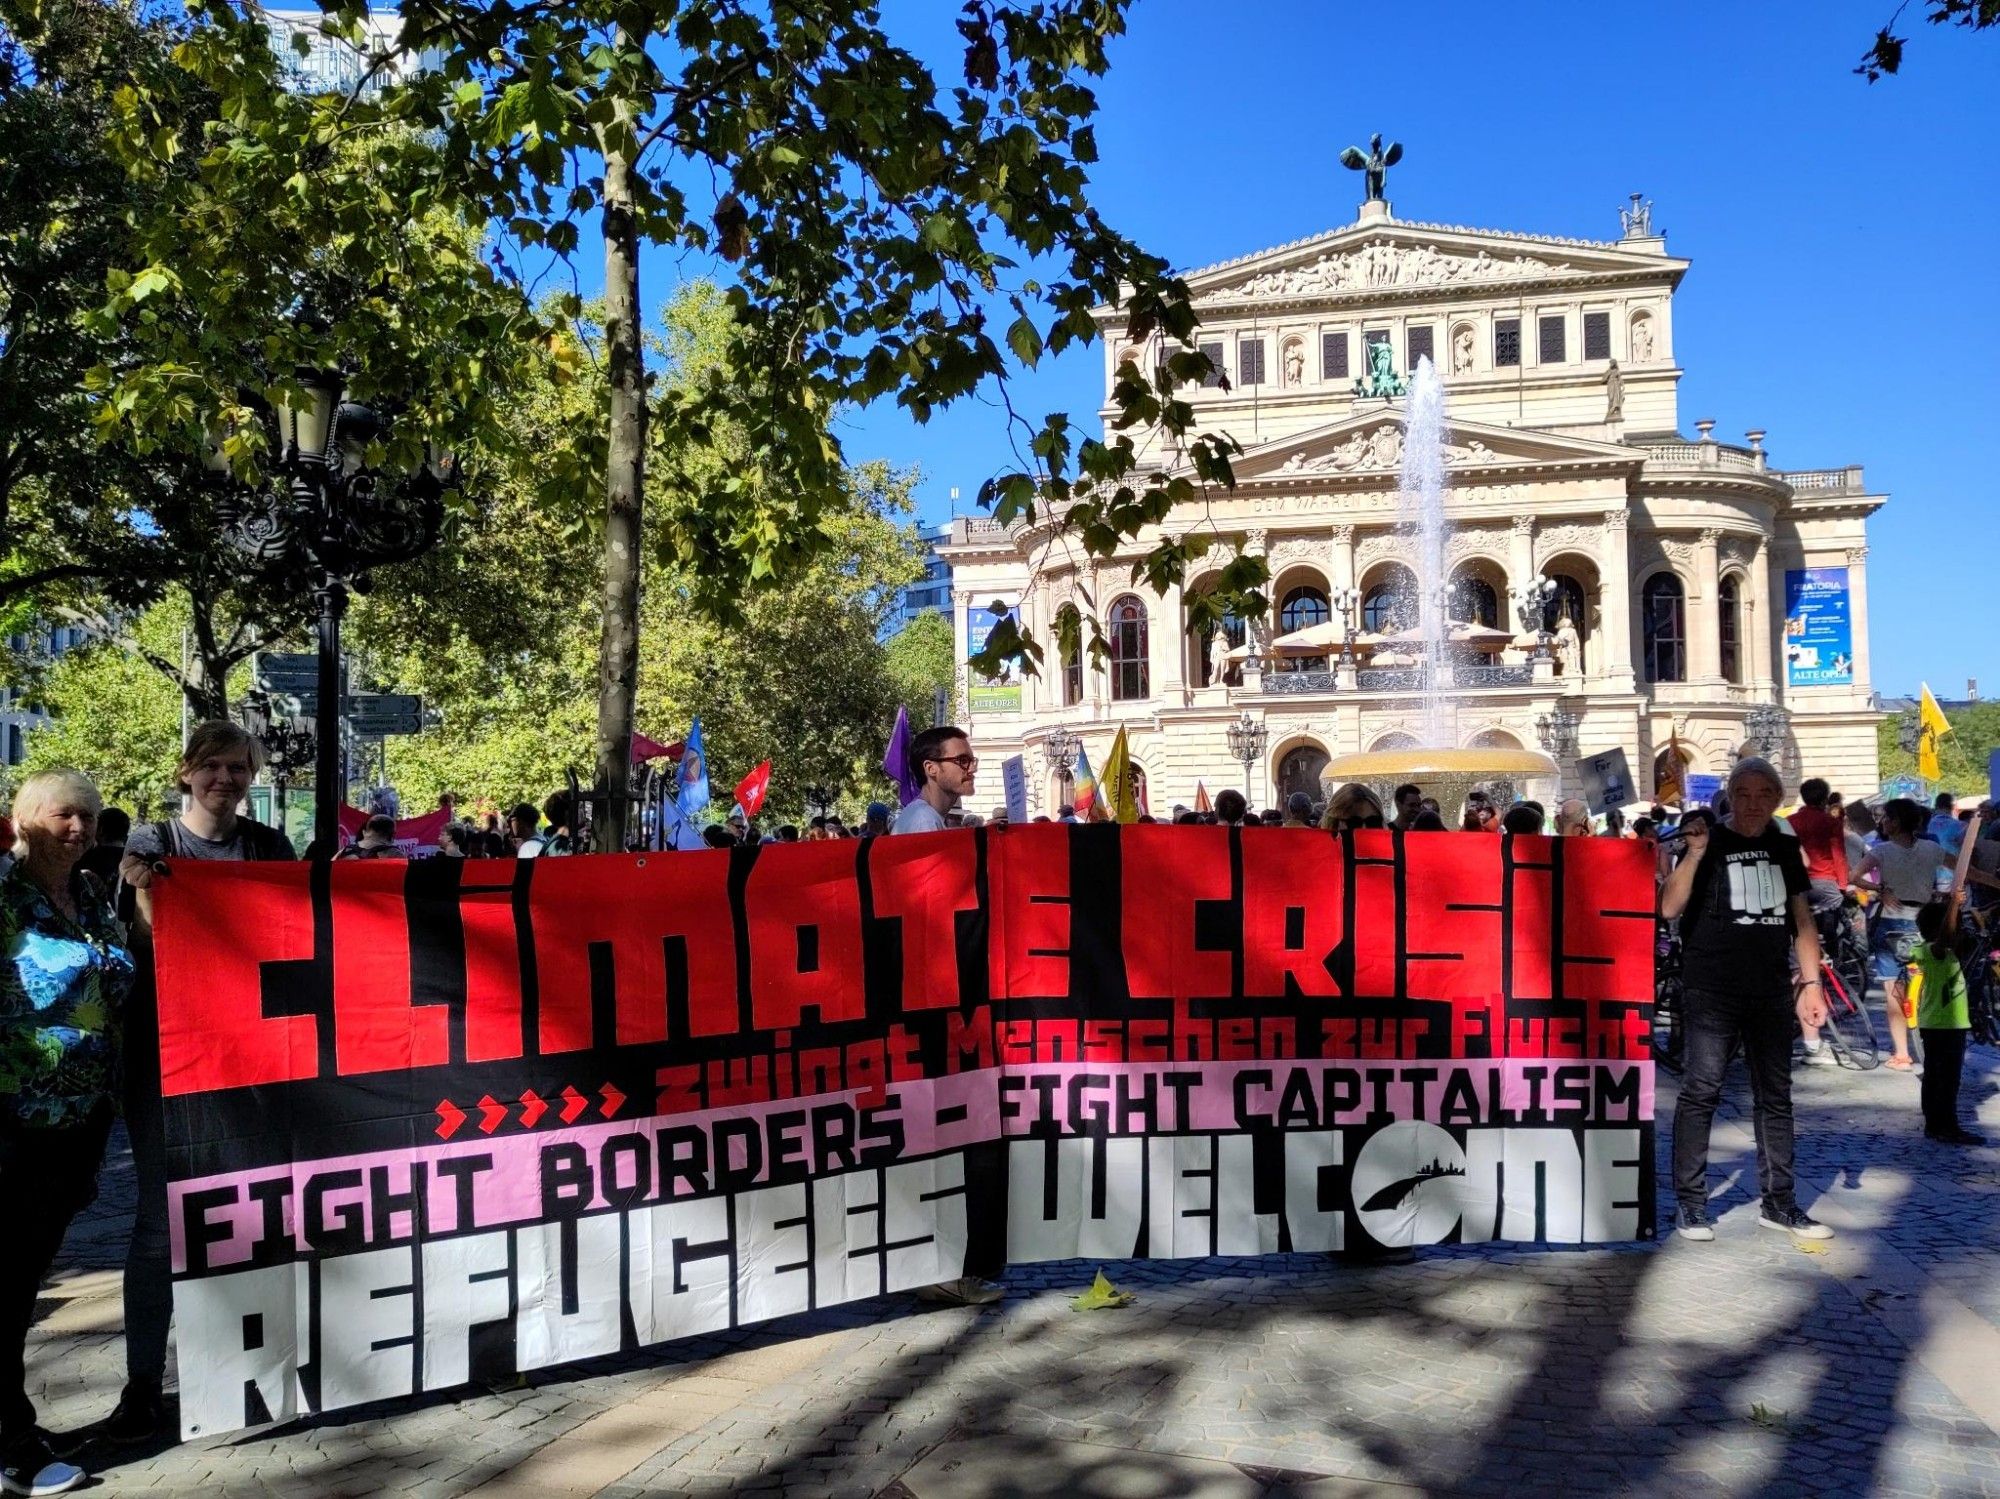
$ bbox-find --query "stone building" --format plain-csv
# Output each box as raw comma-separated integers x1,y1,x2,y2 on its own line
939,191,1882,814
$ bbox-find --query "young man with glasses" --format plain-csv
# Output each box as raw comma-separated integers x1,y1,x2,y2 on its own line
893,726,979,834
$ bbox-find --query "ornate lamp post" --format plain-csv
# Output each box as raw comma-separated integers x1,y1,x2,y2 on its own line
1514,579,1557,658
212,371,457,847
1331,585,1361,663
1225,710,1268,803
1042,725,1080,812
260,717,318,834
1536,705,1582,762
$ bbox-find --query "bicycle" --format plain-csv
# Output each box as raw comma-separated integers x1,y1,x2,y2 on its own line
1813,894,1880,1070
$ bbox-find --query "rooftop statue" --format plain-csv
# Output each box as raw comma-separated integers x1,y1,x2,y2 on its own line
1340,132,1403,202
1352,337,1406,399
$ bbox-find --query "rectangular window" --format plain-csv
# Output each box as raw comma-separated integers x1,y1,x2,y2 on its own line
1583,311,1611,361
1494,318,1521,368
1321,331,1348,380
1538,315,1566,364
1406,325,1435,373
1198,340,1226,388
1237,338,1266,386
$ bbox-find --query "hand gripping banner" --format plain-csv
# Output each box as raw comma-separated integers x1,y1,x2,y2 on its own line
149,826,1656,1438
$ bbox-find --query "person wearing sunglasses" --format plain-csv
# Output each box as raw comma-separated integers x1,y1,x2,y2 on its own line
1320,783,1387,832
893,725,980,835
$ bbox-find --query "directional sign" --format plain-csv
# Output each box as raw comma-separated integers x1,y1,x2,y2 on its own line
346,693,423,736
254,652,319,692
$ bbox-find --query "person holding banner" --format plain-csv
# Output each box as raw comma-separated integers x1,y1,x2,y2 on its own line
1663,756,1833,1244
891,726,978,835
1,770,133,1498
113,721,295,1446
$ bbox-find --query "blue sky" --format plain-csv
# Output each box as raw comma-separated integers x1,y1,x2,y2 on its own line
574,1,1992,698
820,0,1996,701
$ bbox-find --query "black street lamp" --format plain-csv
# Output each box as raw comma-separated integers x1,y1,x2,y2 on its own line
211,370,457,848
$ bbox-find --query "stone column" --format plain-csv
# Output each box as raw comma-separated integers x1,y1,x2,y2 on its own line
1242,529,1270,692
1845,545,1872,698
951,588,972,721
1162,575,1187,705
1600,509,1635,692
1692,528,1723,684
1329,524,1357,594
1747,543,1776,692
1509,514,1536,600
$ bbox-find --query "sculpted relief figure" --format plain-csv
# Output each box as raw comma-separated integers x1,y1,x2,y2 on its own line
1208,626,1233,686
1236,242,1567,298
1631,318,1654,362
1553,612,1583,678
1452,325,1475,374
1283,342,1304,386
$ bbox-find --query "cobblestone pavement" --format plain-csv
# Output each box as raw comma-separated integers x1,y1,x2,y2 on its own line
25,1043,2000,1498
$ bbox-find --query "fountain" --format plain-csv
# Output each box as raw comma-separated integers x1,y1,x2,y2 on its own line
1322,356,1559,814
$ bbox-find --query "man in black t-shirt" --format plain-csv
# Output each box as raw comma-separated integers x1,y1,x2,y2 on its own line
1662,756,1832,1244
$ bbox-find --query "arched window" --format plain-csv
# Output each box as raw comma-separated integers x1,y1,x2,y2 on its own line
1056,604,1083,706
1642,573,1687,684
1279,585,1330,634
1542,573,1591,644
1108,596,1149,701
1362,565,1415,633
1448,576,1498,628
1718,574,1742,684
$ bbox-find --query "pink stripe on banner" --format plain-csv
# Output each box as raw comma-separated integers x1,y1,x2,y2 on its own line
167,1058,1647,1272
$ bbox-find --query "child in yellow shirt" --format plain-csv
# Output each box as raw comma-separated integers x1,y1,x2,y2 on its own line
1913,901,1981,1146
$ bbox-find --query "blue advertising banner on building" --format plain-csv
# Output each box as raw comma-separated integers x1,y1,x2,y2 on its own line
966,597,1022,714
1783,568,1854,688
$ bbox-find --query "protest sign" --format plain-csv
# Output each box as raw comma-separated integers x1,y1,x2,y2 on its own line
1001,754,1028,823
150,829,1656,1439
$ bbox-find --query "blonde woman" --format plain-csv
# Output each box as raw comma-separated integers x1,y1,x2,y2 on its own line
1320,782,1387,832
0,769,133,1496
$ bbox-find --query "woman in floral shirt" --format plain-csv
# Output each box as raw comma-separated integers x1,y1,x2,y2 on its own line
0,769,132,1497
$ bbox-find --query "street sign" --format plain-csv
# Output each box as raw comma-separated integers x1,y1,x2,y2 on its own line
347,693,423,736
254,652,319,692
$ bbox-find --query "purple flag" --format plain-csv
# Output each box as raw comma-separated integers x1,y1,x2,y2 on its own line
883,705,922,806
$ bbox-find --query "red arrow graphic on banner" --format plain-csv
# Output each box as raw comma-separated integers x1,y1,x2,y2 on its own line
599,1082,626,1117
476,1095,509,1134
518,1089,547,1128
559,1085,588,1124
435,1099,466,1140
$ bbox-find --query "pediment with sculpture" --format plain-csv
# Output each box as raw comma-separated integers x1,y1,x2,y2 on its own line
1234,415,1636,482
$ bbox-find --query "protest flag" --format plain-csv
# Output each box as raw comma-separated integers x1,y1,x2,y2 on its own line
883,706,923,806
1918,683,1952,784
1654,724,1687,805
734,759,772,819
631,729,681,763
1070,743,1099,819
1101,726,1140,824
1193,781,1211,815
678,718,711,817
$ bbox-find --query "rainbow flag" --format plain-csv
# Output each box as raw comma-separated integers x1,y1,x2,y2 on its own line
1070,743,1099,819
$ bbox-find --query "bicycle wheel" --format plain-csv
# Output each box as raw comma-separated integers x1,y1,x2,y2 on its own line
1821,969,1881,1070
1651,974,1685,1071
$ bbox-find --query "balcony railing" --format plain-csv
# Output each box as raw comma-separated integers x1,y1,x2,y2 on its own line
1264,670,1340,694
1258,664,1537,694
1641,441,1764,475
1777,466,1867,495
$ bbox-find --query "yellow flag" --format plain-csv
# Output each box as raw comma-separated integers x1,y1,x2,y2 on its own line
1101,726,1140,824
1655,723,1687,804
1918,683,1952,783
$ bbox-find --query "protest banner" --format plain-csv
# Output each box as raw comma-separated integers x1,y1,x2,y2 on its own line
149,828,1656,1439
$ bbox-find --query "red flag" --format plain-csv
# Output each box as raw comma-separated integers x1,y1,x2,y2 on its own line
631,730,682,762
734,759,773,818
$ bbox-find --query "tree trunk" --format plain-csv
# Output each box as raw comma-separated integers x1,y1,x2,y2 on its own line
594,81,645,851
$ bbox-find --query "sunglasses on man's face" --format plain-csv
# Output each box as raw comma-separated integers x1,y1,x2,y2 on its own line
1339,814,1386,830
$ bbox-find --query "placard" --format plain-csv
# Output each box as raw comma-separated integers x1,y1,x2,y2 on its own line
1784,568,1854,688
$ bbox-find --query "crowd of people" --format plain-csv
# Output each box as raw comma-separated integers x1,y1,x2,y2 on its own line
1,715,1996,1493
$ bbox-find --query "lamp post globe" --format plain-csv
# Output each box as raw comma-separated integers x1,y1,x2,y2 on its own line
1225,711,1268,803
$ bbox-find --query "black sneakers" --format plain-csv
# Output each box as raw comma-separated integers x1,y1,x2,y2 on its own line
1675,1204,1715,1241
100,1384,168,1447
1927,1127,1987,1146
1758,1205,1835,1241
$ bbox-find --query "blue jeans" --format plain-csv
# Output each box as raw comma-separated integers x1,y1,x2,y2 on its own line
1871,913,1918,982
